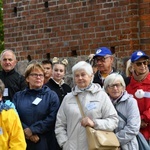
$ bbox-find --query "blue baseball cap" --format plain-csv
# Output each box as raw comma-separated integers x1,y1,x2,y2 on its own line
93,47,112,58
131,50,149,62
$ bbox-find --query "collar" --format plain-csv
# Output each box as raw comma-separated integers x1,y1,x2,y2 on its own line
2,69,15,76
98,68,114,78
51,78,65,86
111,91,124,105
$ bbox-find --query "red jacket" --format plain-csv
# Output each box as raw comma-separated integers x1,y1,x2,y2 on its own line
126,73,150,140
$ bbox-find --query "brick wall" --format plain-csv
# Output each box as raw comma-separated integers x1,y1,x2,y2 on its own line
3,0,150,63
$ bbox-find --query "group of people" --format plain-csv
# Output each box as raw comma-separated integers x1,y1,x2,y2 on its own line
0,48,150,150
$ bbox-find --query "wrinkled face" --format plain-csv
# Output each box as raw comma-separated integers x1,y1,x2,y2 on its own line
0,51,17,72
52,64,65,83
42,63,52,79
26,68,44,89
95,55,113,74
132,58,149,75
106,80,124,100
74,69,92,89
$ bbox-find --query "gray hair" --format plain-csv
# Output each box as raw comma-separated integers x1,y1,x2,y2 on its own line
0,49,16,61
0,79,5,96
72,61,94,81
104,73,126,90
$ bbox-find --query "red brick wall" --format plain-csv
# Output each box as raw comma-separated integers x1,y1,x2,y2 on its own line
3,0,150,61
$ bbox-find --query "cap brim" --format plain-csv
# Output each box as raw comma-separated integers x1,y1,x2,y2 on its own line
133,55,149,62
93,54,106,58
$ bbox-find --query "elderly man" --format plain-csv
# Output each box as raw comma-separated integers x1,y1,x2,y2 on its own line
93,47,116,87
0,49,26,101
126,50,150,145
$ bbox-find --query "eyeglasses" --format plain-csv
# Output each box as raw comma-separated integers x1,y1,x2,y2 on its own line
134,60,149,67
29,73,44,78
108,83,122,89
95,56,110,62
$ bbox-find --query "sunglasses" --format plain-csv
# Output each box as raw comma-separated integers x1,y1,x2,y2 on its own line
134,60,149,67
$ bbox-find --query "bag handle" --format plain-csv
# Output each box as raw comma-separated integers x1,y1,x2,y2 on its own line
75,95,86,118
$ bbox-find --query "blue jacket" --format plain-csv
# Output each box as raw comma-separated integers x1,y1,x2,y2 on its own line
12,85,60,150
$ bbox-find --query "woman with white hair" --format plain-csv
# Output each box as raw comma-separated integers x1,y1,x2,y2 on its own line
55,61,118,150
104,73,141,150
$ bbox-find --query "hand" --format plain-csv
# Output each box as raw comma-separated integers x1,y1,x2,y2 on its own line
141,120,148,128
30,135,40,143
81,117,94,127
24,128,32,139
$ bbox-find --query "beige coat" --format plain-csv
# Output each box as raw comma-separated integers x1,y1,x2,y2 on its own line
55,83,118,150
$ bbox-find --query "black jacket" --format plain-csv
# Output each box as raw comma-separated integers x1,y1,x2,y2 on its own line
46,78,71,104
93,68,126,87
0,69,27,101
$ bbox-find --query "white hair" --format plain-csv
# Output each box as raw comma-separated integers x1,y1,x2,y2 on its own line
0,49,16,61
72,61,94,81
104,73,126,90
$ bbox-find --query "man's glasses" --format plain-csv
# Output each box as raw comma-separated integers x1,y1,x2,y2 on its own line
135,60,149,67
95,56,110,62
29,73,44,78
108,83,122,89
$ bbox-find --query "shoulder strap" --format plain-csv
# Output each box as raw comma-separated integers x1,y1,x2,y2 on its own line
75,95,85,117
116,109,127,123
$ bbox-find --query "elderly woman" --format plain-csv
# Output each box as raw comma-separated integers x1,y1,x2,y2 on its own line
12,63,60,150
0,79,26,150
55,61,118,150
104,73,141,150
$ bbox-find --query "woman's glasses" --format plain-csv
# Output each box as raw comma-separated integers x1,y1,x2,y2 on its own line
135,60,149,67
29,73,44,78
108,83,122,89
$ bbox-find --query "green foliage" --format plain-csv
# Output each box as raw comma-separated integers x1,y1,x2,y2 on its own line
0,0,4,53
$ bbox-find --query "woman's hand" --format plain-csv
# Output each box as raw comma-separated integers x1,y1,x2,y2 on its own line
141,120,148,128
81,117,94,127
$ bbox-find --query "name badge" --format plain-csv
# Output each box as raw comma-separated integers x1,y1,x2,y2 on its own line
32,97,42,105
86,102,96,110
3,88,8,96
0,127,3,135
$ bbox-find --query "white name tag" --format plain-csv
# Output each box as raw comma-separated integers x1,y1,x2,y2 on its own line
86,102,96,110
0,127,3,135
3,88,8,96
32,97,42,105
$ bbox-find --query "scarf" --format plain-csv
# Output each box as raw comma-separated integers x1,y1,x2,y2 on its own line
0,101,11,113
79,83,92,91
132,67,149,82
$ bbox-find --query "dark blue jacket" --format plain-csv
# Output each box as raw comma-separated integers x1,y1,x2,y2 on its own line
12,85,60,150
